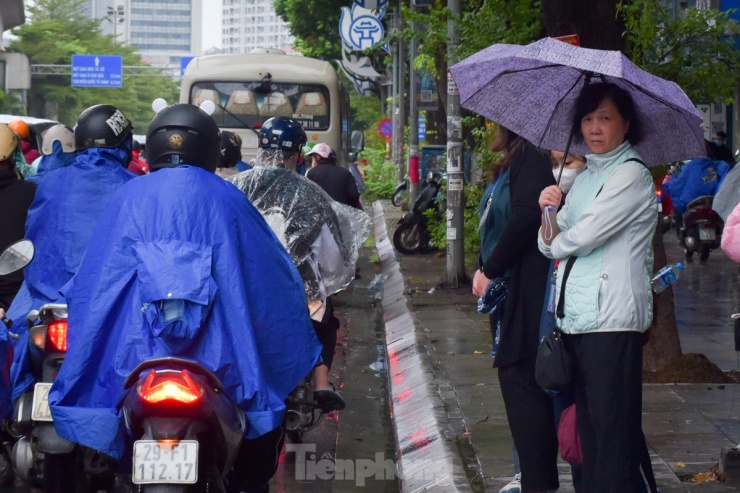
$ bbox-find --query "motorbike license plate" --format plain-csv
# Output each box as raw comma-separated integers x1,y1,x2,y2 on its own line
699,227,716,241
132,440,198,484
31,383,53,422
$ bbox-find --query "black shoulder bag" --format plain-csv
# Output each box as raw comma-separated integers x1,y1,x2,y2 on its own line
535,255,576,391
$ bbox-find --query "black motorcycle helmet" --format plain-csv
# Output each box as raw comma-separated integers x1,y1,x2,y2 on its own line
74,104,133,150
258,116,307,157
145,103,221,172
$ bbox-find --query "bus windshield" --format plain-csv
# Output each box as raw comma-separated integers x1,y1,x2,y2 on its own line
190,81,331,131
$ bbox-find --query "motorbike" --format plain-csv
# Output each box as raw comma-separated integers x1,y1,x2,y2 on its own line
2,240,101,493
121,357,244,492
8,302,109,493
283,375,324,444
0,240,34,487
392,177,408,207
392,170,443,255
679,195,724,261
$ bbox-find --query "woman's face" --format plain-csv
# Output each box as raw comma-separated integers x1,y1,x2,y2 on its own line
550,151,586,171
580,97,630,154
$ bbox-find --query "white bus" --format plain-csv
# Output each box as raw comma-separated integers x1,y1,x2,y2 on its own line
180,50,358,167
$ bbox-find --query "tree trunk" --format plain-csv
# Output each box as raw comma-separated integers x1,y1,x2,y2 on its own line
541,0,627,51
643,215,683,370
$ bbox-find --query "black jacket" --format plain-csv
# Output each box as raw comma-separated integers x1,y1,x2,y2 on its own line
0,169,36,310
306,163,362,209
482,142,555,368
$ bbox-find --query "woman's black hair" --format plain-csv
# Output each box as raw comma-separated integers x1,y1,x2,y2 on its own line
489,126,547,181
572,82,643,146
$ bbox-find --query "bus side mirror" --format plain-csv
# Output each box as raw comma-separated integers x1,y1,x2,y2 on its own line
351,130,364,153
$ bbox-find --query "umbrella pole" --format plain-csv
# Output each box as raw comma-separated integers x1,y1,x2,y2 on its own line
556,72,593,185
556,129,577,185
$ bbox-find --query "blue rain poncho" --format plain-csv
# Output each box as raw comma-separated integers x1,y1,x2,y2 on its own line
663,158,729,214
0,326,12,419
26,141,78,184
7,147,134,400
49,166,321,461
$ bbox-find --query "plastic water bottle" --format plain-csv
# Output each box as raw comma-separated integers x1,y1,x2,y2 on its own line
650,262,685,294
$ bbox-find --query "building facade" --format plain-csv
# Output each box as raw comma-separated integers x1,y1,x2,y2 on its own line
82,0,202,66
222,0,293,54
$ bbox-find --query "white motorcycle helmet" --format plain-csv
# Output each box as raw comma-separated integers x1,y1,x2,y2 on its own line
41,124,76,156
0,123,19,161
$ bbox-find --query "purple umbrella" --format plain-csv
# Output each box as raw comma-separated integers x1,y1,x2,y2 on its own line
449,37,705,167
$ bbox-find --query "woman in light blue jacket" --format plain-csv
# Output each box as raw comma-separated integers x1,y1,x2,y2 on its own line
538,83,657,493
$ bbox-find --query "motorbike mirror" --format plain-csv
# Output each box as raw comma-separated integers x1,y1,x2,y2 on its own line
351,130,364,153
0,239,34,276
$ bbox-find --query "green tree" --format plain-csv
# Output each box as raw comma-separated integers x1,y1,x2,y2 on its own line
619,1,740,104
10,0,179,131
274,0,351,60
0,90,25,114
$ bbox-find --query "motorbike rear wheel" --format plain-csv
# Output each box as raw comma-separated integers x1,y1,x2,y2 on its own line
393,223,423,254
43,452,89,493
700,244,711,262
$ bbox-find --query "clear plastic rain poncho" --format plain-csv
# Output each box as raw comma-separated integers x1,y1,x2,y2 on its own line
228,148,371,319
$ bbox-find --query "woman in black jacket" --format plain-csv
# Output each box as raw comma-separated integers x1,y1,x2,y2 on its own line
473,128,558,492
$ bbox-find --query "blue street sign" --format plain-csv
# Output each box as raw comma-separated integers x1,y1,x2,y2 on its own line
71,55,123,88
180,56,195,76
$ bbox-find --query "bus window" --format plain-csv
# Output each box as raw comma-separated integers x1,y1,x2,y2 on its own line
189,81,331,131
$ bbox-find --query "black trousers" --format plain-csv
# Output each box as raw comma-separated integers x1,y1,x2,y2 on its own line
567,331,643,493
312,298,340,369
498,353,560,492
228,425,285,492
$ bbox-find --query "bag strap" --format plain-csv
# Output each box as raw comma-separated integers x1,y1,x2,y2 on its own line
593,158,646,197
556,256,578,320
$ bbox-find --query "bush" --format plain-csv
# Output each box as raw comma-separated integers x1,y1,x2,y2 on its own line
362,147,398,201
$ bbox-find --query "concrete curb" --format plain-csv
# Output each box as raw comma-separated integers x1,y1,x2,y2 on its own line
373,201,472,493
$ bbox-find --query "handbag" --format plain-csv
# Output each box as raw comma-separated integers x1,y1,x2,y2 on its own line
535,327,572,390
558,403,583,465
477,276,509,314
535,256,576,391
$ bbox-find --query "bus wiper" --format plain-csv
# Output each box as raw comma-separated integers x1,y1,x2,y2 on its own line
217,103,260,136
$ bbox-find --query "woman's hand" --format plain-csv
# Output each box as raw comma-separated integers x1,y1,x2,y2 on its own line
539,185,563,211
472,269,492,298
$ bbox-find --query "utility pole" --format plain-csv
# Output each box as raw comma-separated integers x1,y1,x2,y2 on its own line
393,22,413,184
445,0,466,286
408,1,420,205
391,10,399,169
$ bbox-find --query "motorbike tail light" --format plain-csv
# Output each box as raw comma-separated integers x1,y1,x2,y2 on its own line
138,369,203,405
47,320,68,352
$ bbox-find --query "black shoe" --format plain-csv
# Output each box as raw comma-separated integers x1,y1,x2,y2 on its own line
314,389,346,412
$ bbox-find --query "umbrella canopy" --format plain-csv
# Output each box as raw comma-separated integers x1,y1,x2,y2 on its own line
712,163,740,221
449,37,705,167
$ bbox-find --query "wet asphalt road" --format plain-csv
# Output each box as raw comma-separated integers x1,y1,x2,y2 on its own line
2,229,739,492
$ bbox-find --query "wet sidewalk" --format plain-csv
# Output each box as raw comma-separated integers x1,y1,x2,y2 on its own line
372,200,740,492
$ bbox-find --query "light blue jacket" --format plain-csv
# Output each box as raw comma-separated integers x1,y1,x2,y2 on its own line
538,141,657,334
